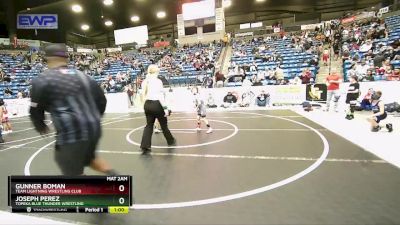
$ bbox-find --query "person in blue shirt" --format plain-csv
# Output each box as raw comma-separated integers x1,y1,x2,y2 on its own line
367,90,393,132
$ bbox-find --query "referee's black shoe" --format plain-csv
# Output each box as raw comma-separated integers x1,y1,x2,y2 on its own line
386,123,393,132
168,139,176,146
371,126,381,132
141,148,151,155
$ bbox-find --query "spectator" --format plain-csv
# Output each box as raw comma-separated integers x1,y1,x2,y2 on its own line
206,93,217,108
203,75,214,88
239,92,253,107
391,44,400,60
342,50,350,63
359,39,373,53
249,61,257,72
125,84,134,106
360,88,373,110
364,69,375,81
300,68,312,84
256,69,266,82
256,90,270,107
109,78,116,88
290,76,302,85
324,70,342,112
355,60,370,80
221,91,238,108
215,71,225,88
17,91,24,99
332,40,340,60
373,52,385,68
322,48,329,66
387,68,400,81
274,66,284,84
5,88,13,96
266,68,275,80
242,77,253,87
347,64,357,78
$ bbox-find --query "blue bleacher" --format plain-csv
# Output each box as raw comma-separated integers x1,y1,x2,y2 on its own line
342,14,400,81
230,38,319,84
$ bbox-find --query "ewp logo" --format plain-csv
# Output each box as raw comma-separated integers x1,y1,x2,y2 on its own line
17,14,58,29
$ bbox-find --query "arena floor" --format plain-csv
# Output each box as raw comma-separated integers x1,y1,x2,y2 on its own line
1,110,400,225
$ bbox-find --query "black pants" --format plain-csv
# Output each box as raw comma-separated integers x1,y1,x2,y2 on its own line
55,138,98,175
140,100,175,149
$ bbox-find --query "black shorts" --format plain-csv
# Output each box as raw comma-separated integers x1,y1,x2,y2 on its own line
375,112,387,123
345,96,358,104
197,114,206,118
54,138,99,175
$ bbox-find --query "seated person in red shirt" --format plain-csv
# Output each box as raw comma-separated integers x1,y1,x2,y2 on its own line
360,88,373,110
299,68,312,84
215,71,225,88
386,68,400,81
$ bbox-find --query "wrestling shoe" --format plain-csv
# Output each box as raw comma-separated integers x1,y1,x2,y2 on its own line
386,123,393,132
154,128,161,134
206,127,213,134
371,126,381,132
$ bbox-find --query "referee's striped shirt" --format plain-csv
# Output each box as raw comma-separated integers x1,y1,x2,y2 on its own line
30,67,107,145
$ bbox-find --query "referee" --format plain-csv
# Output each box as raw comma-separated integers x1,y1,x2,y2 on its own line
29,43,116,176
140,65,175,155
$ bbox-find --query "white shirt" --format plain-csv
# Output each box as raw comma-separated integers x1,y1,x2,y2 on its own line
143,77,164,101
257,70,266,80
356,64,369,76
109,79,115,87
360,43,372,53
242,79,252,87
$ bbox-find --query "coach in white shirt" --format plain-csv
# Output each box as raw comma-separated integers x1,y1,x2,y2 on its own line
140,65,175,155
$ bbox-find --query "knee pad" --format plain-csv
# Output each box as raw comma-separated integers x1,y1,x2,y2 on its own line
350,100,357,106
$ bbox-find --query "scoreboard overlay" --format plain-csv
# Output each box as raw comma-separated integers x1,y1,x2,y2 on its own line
8,176,132,213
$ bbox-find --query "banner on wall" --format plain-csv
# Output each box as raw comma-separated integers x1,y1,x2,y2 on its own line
154,41,170,48
137,85,307,112
341,16,355,24
177,14,185,37
4,99,31,118
274,85,305,103
235,32,253,37
379,6,389,14
215,8,224,31
16,39,41,47
0,38,10,45
273,27,281,33
17,14,58,29
306,84,327,102
301,23,324,30
355,11,375,21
